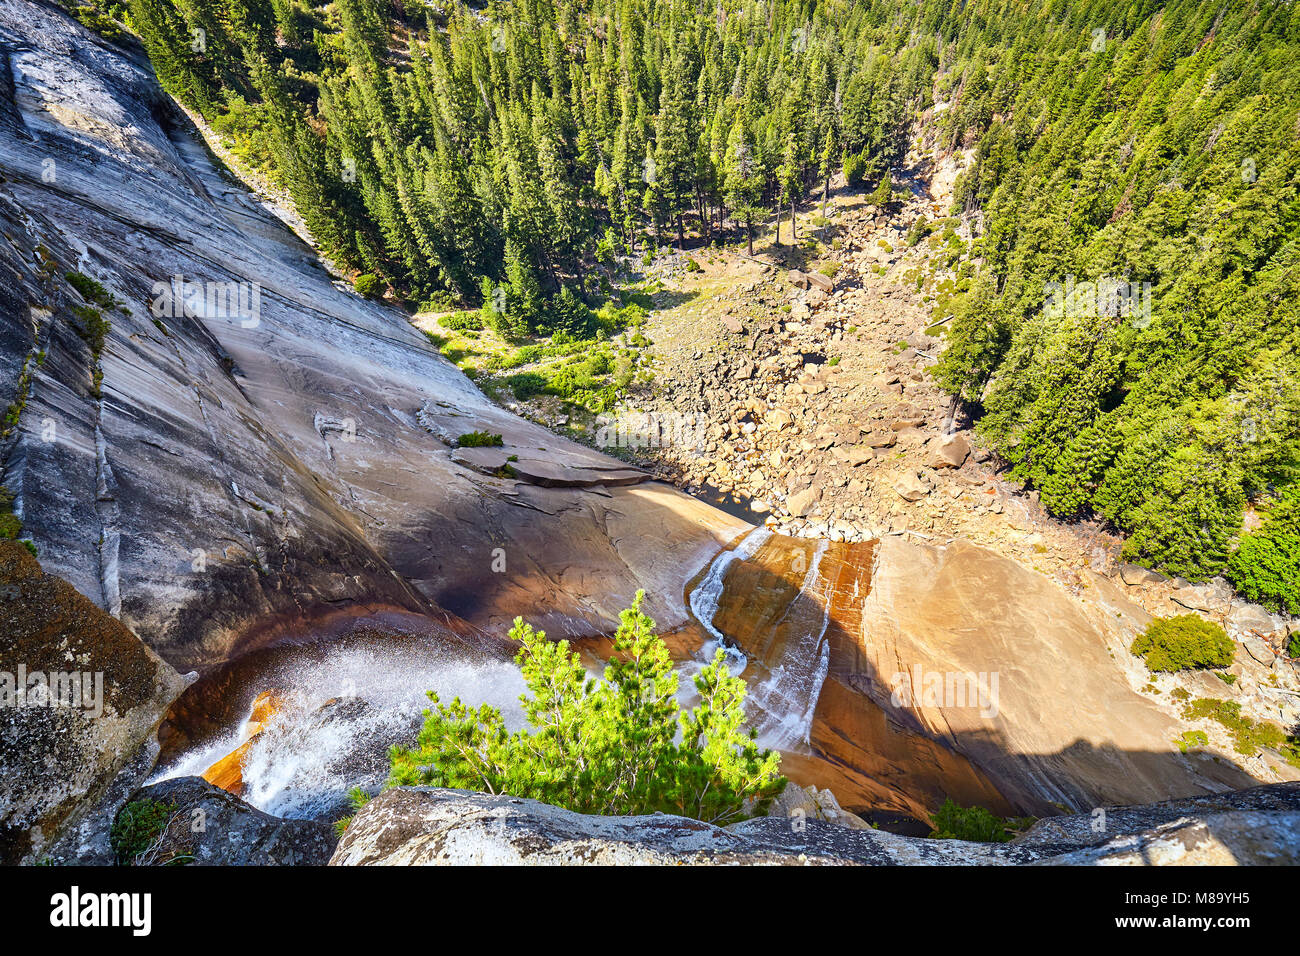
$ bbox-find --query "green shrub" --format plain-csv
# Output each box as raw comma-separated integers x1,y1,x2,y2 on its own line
0,488,19,540
353,273,380,297
439,311,483,332
1227,484,1300,615
419,291,456,312
456,431,503,447
1289,632,1300,659
110,799,177,865
70,305,110,354
333,786,371,837
928,799,1013,842
65,271,114,307
1181,697,1297,762
907,216,932,246
1130,615,1234,672
543,286,595,338
842,149,871,186
505,371,547,400
389,591,784,824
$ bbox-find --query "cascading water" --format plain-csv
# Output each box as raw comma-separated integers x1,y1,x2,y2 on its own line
684,528,843,754
687,525,772,674
152,636,528,821
748,539,833,750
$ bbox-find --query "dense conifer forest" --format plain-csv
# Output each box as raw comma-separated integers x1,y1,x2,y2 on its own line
96,0,1299,609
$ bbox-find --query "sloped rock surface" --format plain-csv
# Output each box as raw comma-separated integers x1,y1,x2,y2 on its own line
1013,781,1300,849
858,537,1272,813
0,0,743,674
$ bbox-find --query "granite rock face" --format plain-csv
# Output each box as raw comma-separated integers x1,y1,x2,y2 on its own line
329,783,1300,866
0,0,745,675
328,787,1048,866
0,541,186,863
1013,781,1300,848
856,537,1275,813
1034,813,1300,866
3,0,1297,858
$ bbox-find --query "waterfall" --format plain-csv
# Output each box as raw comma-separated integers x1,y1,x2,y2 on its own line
684,528,840,753
750,539,834,750
687,525,772,674
152,639,528,820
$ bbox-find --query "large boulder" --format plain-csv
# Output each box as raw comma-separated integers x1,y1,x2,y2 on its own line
116,776,336,866
786,486,820,518
892,471,931,502
0,541,186,863
805,271,835,293
767,783,873,830
928,434,971,469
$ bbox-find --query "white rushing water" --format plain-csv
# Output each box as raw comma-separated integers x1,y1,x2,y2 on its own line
749,540,833,750
684,531,836,753
688,526,772,675
152,640,529,820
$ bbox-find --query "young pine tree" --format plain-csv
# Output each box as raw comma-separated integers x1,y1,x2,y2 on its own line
388,591,785,823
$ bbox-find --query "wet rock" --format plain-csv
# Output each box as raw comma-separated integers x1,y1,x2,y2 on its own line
202,690,283,795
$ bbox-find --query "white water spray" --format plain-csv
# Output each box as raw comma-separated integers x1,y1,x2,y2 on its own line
152,640,528,820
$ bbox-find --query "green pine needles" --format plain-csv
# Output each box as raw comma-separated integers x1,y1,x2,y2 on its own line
1130,615,1235,674
389,591,785,824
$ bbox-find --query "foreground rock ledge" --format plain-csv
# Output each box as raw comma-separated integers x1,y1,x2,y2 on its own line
330,785,1300,866
329,787,1046,865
